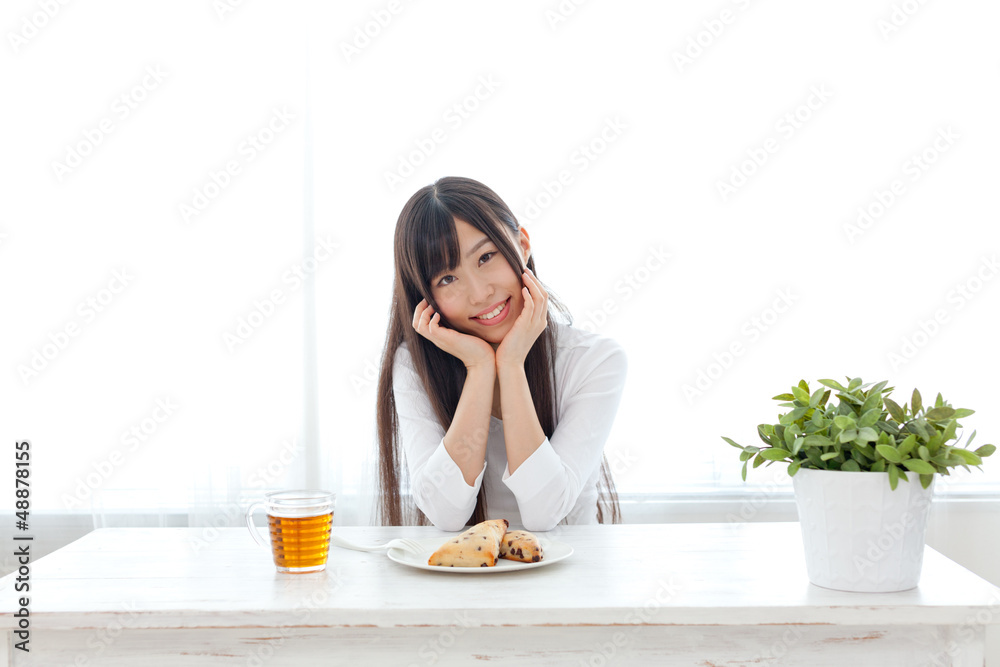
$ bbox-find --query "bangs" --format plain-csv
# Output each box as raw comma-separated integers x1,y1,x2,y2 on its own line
415,207,461,287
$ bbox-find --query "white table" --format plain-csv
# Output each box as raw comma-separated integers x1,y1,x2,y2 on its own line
1,523,998,666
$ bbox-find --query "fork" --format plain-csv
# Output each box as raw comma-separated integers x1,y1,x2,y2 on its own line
329,534,424,555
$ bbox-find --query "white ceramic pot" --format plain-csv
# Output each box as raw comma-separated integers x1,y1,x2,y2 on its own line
792,467,935,593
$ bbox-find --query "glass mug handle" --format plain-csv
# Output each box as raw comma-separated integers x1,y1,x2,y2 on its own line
245,501,269,548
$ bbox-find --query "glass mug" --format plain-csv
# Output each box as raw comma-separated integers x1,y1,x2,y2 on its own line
245,490,335,573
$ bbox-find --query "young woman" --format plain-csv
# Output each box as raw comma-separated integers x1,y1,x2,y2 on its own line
375,176,627,531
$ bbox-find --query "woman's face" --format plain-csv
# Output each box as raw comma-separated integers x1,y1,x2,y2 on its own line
428,217,530,346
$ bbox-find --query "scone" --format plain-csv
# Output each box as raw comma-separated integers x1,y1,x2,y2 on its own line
428,519,509,567
499,530,544,563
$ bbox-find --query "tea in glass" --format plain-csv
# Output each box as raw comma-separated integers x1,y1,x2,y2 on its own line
246,490,335,573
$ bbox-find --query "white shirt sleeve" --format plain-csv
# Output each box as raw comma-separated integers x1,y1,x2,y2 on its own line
392,343,485,531
501,337,627,531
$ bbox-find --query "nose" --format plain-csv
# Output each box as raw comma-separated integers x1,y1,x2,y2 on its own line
466,273,495,307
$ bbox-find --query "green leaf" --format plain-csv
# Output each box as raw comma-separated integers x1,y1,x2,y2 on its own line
856,427,879,443
753,453,765,468
791,437,805,456
837,392,864,406
919,474,934,489
798,379,810,393
802,434,835,448
779,407,808,425
897,434,918,457
888,464,900,490
918,445,930,461
772,393,796,401
876,444,903,463
848,377,862,391
953,408,975,418
871,460,886,473
841,460,861,472
839,429,858,443
942,418,958,442
966,430,977,448
861,390,881,414
883,397,906,423
911,388,922,415
741,459,748,481
951,448,983,466
722,436,744,450
975,444,996,458
935,392,945,408
820,452,839,461
834,415,855,430
902,459,937,475
788,460,801,476
875,420,900,435
792,386,810,405
926,406,956,421
739,450,753,462
757,425,773,446
859,408,880,428
760,448,792,461
808,387,825,409
910,419,930,440
819,378,847,391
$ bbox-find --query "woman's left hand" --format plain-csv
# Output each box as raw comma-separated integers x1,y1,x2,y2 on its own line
495,267,549,371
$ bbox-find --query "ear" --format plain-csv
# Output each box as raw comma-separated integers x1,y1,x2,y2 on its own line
517,227,532,265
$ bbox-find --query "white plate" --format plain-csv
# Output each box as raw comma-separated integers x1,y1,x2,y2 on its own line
387,535,573,573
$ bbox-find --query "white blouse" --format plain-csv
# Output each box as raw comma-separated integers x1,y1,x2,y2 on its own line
392,320,627,531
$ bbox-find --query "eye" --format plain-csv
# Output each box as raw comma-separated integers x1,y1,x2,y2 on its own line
434,252,496,287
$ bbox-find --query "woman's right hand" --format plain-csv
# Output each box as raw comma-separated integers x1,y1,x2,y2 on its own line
412,299,495,371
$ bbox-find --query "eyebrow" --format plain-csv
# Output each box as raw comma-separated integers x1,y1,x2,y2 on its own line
465,236,493,259
430,236,495,284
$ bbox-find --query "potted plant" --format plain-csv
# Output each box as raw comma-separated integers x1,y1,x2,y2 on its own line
723,377,994,592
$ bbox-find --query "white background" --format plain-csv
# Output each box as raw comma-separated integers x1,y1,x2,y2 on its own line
2,0,999,522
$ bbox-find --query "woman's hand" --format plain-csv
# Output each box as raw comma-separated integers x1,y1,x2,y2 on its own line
412,298,496,372
495,268,548,371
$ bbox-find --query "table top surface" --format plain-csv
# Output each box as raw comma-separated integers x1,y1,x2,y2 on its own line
2,523,999,630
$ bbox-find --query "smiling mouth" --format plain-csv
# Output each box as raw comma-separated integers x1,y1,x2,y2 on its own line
472,297,510,321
